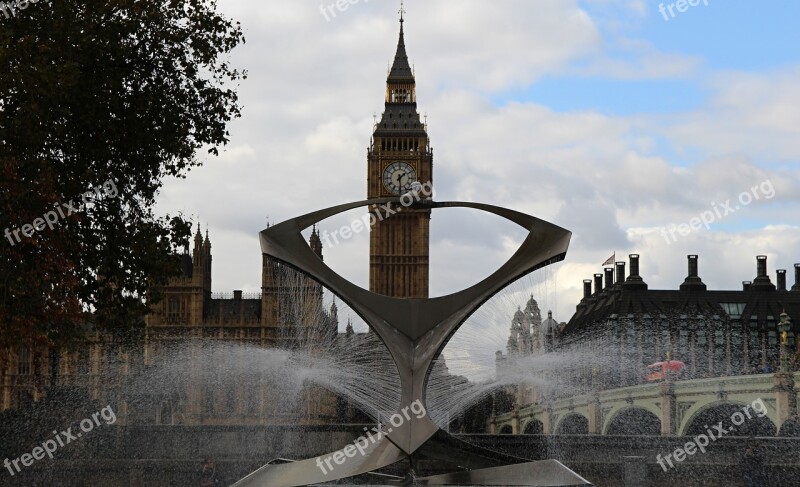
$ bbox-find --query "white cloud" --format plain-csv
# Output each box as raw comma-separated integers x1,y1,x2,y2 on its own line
573,37,702,80
658,66,800,161
154,0,800,379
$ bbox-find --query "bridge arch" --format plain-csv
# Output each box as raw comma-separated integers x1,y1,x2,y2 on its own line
778,417,800,437
681,401,776,437
604,407,661,436
523,419,544,435
555,413,589,435
499,424,513,435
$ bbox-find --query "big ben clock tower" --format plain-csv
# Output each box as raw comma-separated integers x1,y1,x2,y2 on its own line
368,10,432,298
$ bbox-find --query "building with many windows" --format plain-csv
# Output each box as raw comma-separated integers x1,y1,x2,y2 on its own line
0,225,342,426
563,255,800,385
491,254,800,432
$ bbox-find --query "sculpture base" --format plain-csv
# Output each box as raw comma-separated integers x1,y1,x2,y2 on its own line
313,460,592,486
415,460,593,486
235,431,593,486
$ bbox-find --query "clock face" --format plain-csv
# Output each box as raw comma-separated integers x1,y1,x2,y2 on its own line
383,162,417,194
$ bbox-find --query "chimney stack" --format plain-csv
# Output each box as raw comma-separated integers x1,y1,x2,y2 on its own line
234,290,243,300
793,264,800,291
680,255,707,291
777,270,787,292
757,255,768,278
743,281,752,291
604,268,614,289
595,274,603,295
629,254,640,278
752,255,775,290
623,254,648,290
616,262,626,285
688,255,698,277
583,280,592,300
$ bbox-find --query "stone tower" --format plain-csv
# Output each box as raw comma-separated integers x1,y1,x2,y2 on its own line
145,224,212,329
368,12,432,298
261,225,325,346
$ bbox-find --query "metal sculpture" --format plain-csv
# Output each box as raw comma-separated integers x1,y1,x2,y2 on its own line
233,198,589,487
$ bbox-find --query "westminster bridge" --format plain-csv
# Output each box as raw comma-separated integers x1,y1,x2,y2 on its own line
2,373,799,486
489,372,800,437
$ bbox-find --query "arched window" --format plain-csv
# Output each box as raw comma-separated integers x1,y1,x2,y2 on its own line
17,348,31,375
158,401,174,425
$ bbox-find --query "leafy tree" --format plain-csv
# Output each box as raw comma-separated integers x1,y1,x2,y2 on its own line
0,0,246,354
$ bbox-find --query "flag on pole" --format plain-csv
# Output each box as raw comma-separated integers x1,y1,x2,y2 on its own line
602,253,615,266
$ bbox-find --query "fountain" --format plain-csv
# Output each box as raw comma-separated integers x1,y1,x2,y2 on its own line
232,197,593,487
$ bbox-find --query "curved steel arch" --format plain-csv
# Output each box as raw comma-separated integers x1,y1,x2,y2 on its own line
233,198,571,487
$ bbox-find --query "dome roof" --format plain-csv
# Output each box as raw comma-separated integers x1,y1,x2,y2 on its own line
541,310,559,333
524,295,540,313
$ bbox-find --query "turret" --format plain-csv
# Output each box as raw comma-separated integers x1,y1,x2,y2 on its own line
192,224,212,295
203,229,212,292
345,318,354,337
310,225,323,261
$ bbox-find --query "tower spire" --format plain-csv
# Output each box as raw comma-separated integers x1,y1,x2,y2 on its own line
388,2,413,84
194,222,203,247
309,225,323,260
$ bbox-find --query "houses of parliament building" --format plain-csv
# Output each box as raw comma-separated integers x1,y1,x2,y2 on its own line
4,10,798,443
0,14,434,427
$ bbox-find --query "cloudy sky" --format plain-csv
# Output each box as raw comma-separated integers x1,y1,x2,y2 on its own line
156,0,800,375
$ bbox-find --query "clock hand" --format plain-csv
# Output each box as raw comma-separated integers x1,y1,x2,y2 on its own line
403,174,414,193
